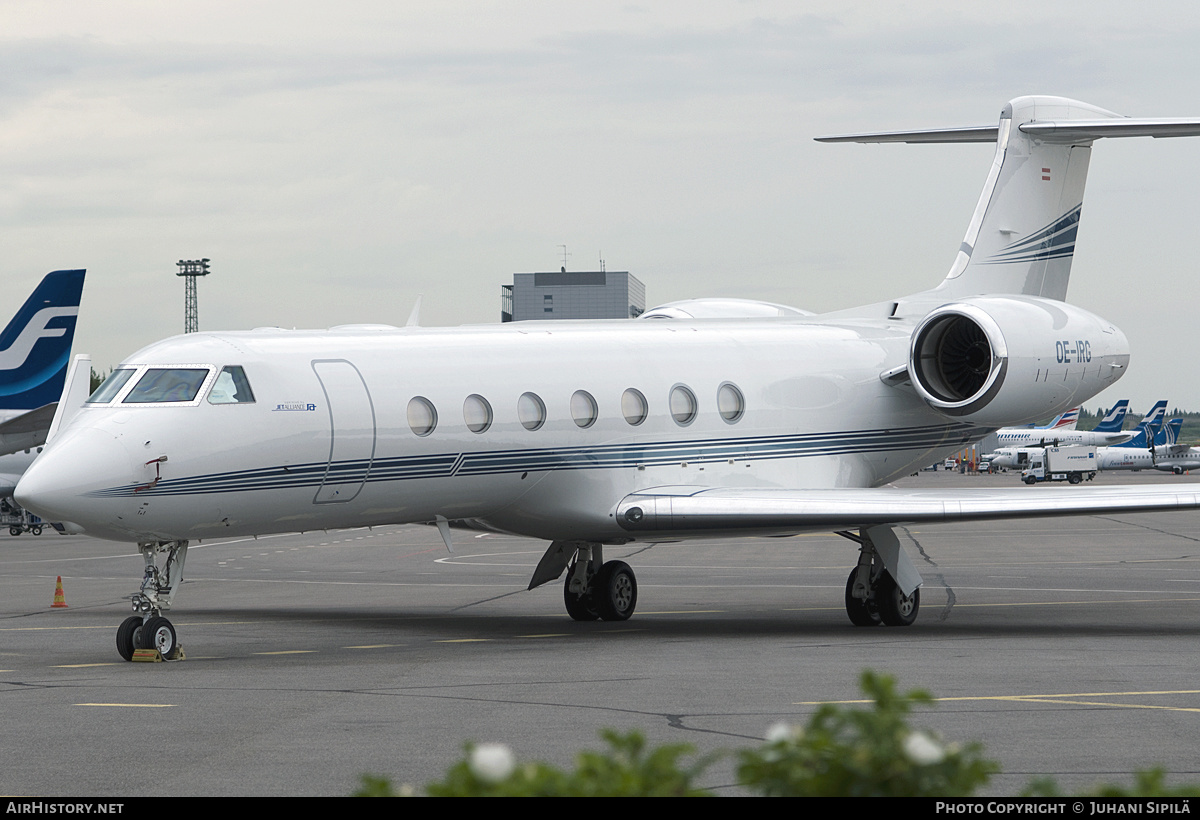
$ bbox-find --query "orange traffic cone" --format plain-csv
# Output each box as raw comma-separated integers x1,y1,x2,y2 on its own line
51,576,67,608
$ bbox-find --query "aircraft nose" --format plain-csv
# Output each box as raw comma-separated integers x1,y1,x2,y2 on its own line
16,427,134,529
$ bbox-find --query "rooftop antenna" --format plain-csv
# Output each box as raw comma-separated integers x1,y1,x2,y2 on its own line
558,244,570,273
176,258,210,334
599,251,605,273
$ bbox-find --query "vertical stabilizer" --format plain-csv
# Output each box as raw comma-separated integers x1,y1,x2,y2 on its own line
1092,400,1129,433
817,97,1200,310
0,270,86,410
933,97,1119,301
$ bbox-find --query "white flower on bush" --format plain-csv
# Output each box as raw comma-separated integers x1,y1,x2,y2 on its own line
469,742,516,783
768,725,796,744
765,722,799,743
902,730,945,765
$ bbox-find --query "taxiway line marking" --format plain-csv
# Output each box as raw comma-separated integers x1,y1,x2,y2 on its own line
797,689,1200,713
75,703,174,708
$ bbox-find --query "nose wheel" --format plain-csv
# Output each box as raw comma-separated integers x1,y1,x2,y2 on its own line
140,616,179,658
116,616,143,661
117,614,182,661
116,539,189,661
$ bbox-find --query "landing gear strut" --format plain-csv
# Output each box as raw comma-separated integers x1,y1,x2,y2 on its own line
839,526,921,627
117,539,188,660
531,541,639,622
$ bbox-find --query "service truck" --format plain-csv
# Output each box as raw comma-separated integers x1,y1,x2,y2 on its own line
1021,446,1098,485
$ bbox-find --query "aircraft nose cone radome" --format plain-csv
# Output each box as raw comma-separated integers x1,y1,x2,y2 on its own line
16,427,133,530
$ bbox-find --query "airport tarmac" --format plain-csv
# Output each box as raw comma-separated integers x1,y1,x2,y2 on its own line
3,468,1200,796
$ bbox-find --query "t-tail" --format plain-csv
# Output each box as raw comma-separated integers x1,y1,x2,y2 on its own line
0,270,86,410
1092,400,1129,433
819,96,1200,309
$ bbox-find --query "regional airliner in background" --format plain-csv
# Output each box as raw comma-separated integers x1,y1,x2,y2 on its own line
992,403,1132,448
0,270,85,499
18,97,1200,661
1098,417,1197,473
983,399,1134,469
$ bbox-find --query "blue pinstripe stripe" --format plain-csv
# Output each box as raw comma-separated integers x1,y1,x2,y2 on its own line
88,423,988,499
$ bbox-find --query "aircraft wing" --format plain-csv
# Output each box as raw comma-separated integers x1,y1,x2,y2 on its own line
0,403,57,456
614,484,1200,534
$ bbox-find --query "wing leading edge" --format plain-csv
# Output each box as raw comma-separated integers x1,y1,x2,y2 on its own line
614,485,1200,534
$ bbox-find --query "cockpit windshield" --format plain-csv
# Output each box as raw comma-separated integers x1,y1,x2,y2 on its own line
87,368,137,404
208,366,255,404
123,368,211,404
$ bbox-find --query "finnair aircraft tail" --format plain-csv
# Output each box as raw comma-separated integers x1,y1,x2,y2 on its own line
0,270,85,410
1092,400,1129,433
1139,400,1169,431
1116,417,1180,449
0,270,86,455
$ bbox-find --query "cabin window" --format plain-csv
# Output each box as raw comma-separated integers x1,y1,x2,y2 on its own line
571,390,598,429
518,392,546,431
717,383,745,423
670,385,697,426
207,366,256,404
407,396,437,436
87,368,137,403
464,394,493,433
621,388,648,426
123,368,210,404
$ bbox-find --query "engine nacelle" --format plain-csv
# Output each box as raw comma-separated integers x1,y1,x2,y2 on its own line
908,296,1129,426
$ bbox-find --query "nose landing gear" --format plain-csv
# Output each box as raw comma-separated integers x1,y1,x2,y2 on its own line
116,540,188,661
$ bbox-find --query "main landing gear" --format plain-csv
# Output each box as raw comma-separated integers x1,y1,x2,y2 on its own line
529,541,638,622
839,526,921,627
116,539,188,661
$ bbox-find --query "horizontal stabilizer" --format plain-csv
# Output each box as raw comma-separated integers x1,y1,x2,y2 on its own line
816,119,1200,145
815,125,999,144
1020,118,1200,141
616,485,1200,534
0,403,57,436
0,403,57,456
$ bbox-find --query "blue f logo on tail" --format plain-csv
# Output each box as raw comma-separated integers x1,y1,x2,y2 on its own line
0,270,85,409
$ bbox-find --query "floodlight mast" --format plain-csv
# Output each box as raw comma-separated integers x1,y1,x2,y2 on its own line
176,258,210,334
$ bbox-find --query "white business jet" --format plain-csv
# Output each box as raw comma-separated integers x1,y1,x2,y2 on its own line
17,97,1200,661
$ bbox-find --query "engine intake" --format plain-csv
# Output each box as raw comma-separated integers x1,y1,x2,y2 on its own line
910,304,1007,414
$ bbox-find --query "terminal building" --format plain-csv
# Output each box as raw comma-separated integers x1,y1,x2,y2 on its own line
501,269,645,322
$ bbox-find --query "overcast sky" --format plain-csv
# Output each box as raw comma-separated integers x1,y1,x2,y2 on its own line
3,1,1199,413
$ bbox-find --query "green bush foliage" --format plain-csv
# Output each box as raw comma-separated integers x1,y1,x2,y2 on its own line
358,670,1195,797
736,670,996,796
422,729,712,797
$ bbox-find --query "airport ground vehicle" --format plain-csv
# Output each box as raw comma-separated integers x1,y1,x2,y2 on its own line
1021,446,1097,485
